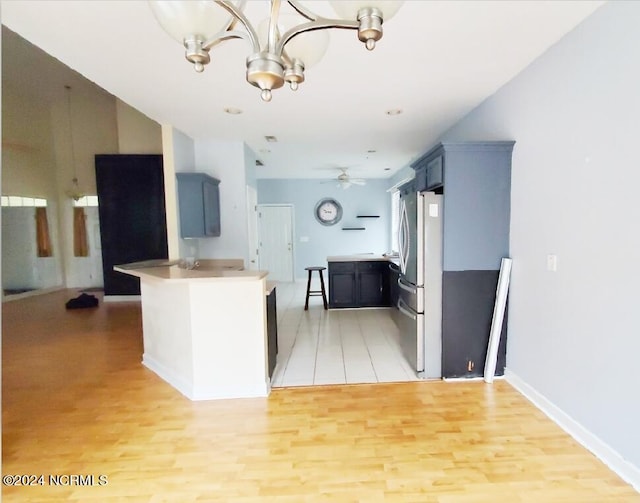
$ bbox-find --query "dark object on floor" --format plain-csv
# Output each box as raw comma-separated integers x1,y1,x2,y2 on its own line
65,293,99,309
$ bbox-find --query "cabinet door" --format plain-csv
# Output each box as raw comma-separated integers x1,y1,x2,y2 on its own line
426,155,443,190
357,261,388,307
266,288,278,378
95,154,168,296
328,262,357,308
176,173,221,238
388,263,400,307
414,164,428,192
329,273,357,307
202,178,221,236
358,270,383,306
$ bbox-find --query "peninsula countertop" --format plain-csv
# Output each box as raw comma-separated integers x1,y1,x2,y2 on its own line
114,258,268,282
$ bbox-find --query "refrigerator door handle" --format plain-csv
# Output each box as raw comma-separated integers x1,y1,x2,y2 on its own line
401,201,410,274
397,298,417,320
397,276,417,295
397,199,407,274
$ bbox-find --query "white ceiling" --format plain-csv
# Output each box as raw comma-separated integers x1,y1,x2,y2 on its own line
1,0,604,179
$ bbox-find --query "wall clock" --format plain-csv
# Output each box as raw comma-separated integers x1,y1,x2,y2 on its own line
314,198,343,226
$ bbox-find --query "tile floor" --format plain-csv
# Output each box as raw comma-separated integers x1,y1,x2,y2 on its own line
271,281,419,388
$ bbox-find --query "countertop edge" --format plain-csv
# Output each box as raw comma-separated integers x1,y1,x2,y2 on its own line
114,265,269,282
327,255,399,263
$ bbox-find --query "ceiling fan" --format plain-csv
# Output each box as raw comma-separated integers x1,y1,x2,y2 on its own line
321,167,367,190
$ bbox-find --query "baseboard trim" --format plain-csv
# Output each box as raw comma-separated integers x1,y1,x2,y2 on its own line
142,354,193,400
143,354,270,401
505,369,640,492
103,295,141,302
2,285,65,302
190,383,271,401
443,375,505,382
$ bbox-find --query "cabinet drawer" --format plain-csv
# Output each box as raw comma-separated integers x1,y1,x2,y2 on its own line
329,262,356,273
358,261,385,271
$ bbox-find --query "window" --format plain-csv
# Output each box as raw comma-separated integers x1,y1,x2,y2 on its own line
1,196,47,207
73,195,99,207
72,196,97,256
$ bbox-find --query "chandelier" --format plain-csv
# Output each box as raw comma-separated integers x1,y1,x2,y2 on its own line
63,85,86,201
148,0,403,102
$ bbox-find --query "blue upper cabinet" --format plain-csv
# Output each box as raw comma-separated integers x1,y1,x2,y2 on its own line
176,173,221,238
411,142,515,271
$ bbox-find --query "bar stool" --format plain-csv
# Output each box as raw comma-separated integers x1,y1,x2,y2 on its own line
304,266,328,310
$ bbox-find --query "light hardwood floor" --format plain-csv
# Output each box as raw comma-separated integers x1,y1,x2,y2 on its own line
2,289,638,502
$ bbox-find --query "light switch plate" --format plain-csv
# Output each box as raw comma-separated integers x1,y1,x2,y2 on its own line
547,254,558,272
428,204,439,217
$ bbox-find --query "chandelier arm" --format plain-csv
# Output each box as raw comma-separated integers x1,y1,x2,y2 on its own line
286,1,324,22
267,0,282,54
214,0,261,53
202,30,252,52
275,18,358,57
224,0,247,31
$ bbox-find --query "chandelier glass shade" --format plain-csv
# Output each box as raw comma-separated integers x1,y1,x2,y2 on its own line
148,0,403,101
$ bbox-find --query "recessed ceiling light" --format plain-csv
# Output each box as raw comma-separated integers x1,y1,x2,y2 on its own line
385,109,403,116
384,167,391,171
265,135,278,142
367,149,377,153
224,107,243,115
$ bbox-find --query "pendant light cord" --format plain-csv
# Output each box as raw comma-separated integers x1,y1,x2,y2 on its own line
65,85,78,186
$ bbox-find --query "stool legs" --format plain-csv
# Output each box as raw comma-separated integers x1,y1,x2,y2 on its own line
319,270,328,310
304,269,312,310
304,268,328,311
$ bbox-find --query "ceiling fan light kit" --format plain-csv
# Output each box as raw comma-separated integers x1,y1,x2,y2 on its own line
148,0,403,101
337,168,366,189
319,167,367,189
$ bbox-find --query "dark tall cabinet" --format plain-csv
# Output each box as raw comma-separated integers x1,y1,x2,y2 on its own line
95,154,168,296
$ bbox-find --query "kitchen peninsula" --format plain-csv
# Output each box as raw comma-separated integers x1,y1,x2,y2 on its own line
114,259,271,400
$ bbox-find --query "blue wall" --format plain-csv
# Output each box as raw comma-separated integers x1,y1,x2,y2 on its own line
257,179,391,279
440,1,640,477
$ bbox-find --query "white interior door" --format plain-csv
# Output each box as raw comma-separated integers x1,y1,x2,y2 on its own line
246,185,259,271
257,204,294,282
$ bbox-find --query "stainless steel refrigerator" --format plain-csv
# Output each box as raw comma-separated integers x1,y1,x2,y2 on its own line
396,187,443,378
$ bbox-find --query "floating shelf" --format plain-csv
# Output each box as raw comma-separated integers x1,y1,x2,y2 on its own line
356,215,380,218
342,227,366,231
